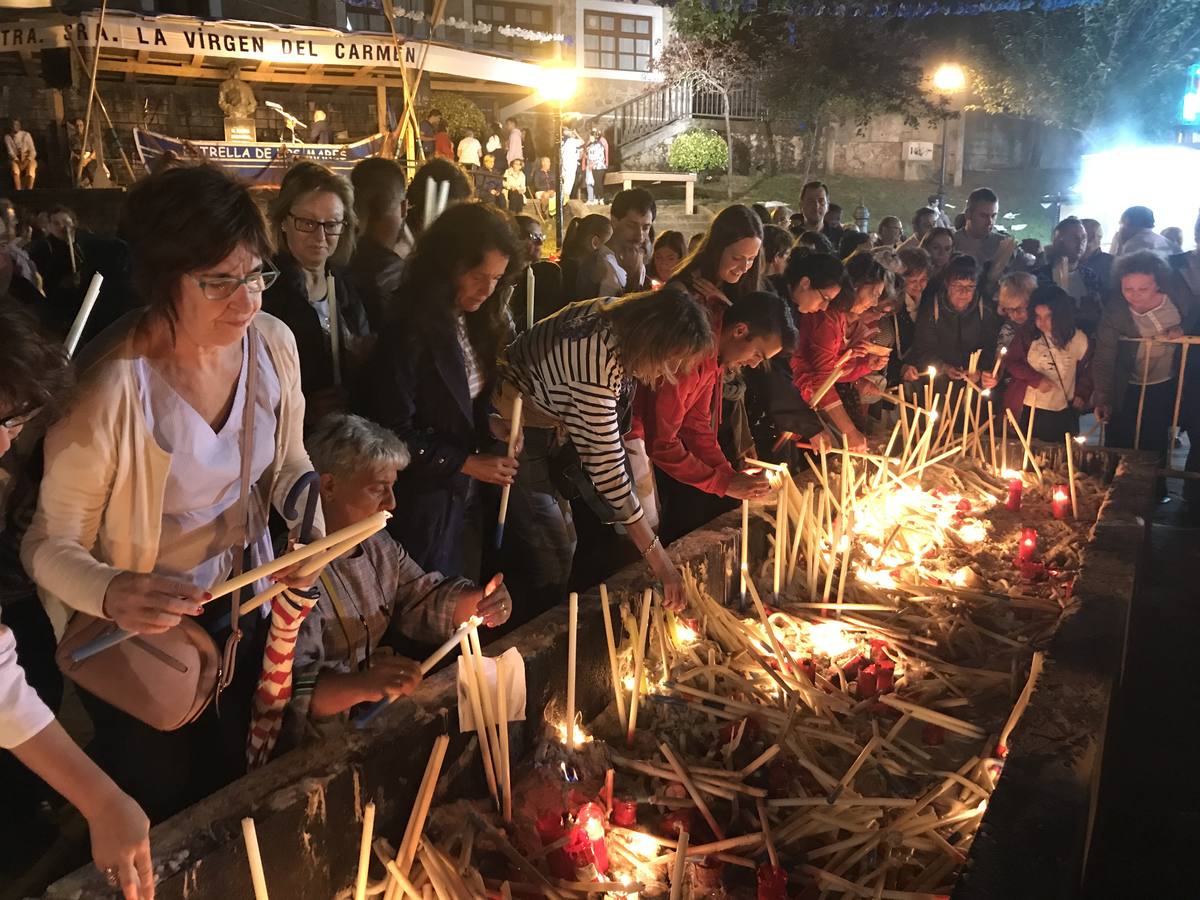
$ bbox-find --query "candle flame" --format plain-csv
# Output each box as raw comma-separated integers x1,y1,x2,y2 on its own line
807,621,856,658
856,566,897,589
1000,346,1008,356
623,673,636,692
1002,469,1023,480
1074,434,1087,444
673,621,699,645
926,365,937,378
958,523,988,544
1053,488,1068,502
624,831,659,859
555,716,593,748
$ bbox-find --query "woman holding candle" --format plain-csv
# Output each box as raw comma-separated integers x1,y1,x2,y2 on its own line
495,287,714,613
1004,286,1091,441
668,204,764,304
356,201,523,578
790,253,890,451
745,248,843,461
22,164,324,819
283,413,511,743
1092,250,1199,478
902,254,1001,386
1,303,155,899
263,161,372,426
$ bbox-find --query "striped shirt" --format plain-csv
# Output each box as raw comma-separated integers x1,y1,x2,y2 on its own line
456,314,485,400
500,298,642,524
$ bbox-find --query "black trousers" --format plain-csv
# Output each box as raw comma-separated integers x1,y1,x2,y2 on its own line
79,600,269,823
655,466,737,546
1019,404,1080,442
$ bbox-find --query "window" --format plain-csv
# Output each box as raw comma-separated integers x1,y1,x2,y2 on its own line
583,10,651,72
347,8,421,38
475,2,554,57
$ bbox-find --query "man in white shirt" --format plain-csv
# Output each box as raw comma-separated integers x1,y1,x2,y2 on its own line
953,186,1014,296
593,188,655,297
456,128,482,169
5,120,36,190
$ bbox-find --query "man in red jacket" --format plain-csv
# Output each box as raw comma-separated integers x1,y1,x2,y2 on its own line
628,291,798,542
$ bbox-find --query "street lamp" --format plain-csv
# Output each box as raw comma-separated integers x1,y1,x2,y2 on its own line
537,62,579,250
931,63,966,208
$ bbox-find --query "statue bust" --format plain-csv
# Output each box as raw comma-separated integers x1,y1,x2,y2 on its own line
218,63,257,119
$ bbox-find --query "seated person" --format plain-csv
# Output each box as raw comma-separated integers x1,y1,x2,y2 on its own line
475,154,504,207
286,414,512,739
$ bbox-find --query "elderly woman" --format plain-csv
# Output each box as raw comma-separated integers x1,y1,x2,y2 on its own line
284,414,511,743
356,201,522,578
1094,251,1199,473
263,161,372,425
903,254,1001,382
0,303,153,899
22,164,323,819
496,287,713,613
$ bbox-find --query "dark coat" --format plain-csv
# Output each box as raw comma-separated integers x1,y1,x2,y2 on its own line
348,235,405,332
261,252,371,409
907,293,1001,373
354,312,497,575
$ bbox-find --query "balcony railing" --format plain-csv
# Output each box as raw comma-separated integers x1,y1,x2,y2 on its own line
593,77,764,148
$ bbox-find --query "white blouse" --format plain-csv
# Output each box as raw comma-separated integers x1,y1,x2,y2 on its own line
135,333,281,591
1024,330,1089,412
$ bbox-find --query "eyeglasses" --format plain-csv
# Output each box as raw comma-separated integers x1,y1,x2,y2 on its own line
1,406,41,430
529,234,546,243
188,265,280,301
818,288,839,304
289,215,346,236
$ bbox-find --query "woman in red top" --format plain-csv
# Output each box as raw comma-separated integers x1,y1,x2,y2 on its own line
791,254,889,450
434,124,454,160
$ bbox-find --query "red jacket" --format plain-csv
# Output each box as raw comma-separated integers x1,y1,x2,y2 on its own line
790,309,877,410
628,302,734,496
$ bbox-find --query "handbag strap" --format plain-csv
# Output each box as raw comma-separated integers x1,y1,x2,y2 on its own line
218,324,260,696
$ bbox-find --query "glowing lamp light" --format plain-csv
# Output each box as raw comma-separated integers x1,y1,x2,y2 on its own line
932,63,966,93
538,63,579,104
807,621,855,658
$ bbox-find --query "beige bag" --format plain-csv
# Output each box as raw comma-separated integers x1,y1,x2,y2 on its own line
55,325,261,731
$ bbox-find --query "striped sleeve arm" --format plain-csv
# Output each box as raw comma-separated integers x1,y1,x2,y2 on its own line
559,331,642,524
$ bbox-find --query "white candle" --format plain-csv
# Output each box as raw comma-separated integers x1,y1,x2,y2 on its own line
326,272,341,387
422,175,436,229
566,591,578,748
64,272,104,358
525,265,536,331
241,817,271,900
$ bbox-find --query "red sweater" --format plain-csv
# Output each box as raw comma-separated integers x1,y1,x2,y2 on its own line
628,303,735,496
791,309,877,410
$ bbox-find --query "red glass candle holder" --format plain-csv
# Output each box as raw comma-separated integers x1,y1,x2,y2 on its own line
1017,527,1038,562
1005,478,1023,511
757,863,789,899
612,797,638,828
1051,485,1070,519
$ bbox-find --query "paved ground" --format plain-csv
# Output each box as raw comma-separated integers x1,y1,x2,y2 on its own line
1084,451,1200,897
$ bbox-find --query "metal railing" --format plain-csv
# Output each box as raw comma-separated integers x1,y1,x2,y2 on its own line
594,78,763,149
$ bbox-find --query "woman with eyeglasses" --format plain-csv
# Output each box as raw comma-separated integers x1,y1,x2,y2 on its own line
22,164,324,819
264,161,372,426
356,201,523,578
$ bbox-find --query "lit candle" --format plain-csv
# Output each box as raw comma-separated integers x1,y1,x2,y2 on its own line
1017,527,1038,562
577,802,610,875
1005,477,1023,511
740,497,749,608
1051,485,1070,520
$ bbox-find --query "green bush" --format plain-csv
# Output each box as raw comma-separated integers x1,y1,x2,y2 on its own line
419,92,488,143
668,128,729,173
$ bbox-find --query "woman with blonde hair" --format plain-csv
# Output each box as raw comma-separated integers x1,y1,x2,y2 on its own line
263,160,372,424
496,287,713,612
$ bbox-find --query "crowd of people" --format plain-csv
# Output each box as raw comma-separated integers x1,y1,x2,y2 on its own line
1,153,1199,898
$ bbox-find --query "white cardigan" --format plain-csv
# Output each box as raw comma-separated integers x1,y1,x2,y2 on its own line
22,311,323,637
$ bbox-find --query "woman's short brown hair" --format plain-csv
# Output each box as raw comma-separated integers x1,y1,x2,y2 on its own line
124,164,273,323
0,300,73,422
268,160,357,266
604,285,714,384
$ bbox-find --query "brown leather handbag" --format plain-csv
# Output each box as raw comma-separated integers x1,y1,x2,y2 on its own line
55,326,261,731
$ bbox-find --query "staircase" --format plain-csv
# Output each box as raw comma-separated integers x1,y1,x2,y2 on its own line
592,77,764,159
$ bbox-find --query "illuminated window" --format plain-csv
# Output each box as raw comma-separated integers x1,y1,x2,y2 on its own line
583,10,651,72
